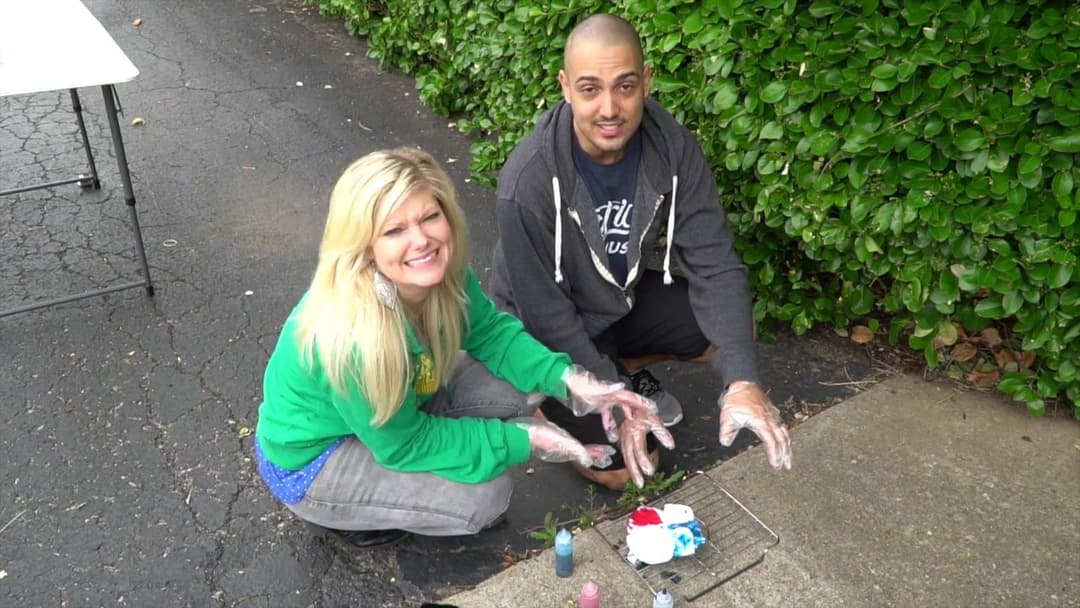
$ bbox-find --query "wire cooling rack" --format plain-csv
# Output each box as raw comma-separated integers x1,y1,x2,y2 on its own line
594,471,779,602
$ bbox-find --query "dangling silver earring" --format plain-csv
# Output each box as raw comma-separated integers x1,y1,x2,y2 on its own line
372,269,397,310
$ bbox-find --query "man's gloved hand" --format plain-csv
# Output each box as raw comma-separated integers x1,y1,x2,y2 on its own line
718,381,792,470
618,415,676,488
511,417,616,469
562,365,659,442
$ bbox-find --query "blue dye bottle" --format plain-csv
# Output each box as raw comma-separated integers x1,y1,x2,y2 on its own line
653,588,674,608
554,528,574,577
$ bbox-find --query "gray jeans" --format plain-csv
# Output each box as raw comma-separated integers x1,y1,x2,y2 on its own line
287,354,538,536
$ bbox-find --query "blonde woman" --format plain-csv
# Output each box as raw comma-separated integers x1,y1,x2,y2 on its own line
255,148,672,547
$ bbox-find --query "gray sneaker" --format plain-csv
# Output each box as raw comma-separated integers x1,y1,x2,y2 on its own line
630,369,684,427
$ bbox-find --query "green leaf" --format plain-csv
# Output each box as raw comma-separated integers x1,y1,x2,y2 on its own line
975,297,1006,319
703,55,725,76
711,83,739,112
998,373,1029,394
1053,171,1075,199
896,61,917,82
1012,84,1034,106
852,107,881,138
986,151,1010,173
810,131,839,155
1049,264,1074,289
871,64,898,79
901,279,924,311
872,78,898,92
1018,154,1042,174
848,159,868,188
1057,360,1077,383
850,195,873,223
1047,133,1080,153
714,0,738,20
651,74,687,93
864,235,882,253
1002,290,1024,316
923,343,939,368
849,286,874,315
683,13,705,35
759,121,783,140
928,69,951,89
817,69,844,91
760,81,788,104
922,118,945,137
666,53,686,73
907,141,931,161
955,128,986,152
654,12,679,28
1025,399,1046,417
808,0,841,18
1018,166,1043,189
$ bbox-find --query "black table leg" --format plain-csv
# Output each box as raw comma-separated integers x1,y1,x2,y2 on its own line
70,88,101,189
100,84,154,296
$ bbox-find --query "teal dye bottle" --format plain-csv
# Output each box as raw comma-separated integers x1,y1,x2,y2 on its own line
554,528,574,577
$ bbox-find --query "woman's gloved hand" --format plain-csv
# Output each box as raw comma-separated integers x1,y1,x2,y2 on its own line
618,415,677,488
562,365,659,442
718,381,792,470
511,417,616,469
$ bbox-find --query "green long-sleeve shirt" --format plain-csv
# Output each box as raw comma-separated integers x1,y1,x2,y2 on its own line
255,268,572,483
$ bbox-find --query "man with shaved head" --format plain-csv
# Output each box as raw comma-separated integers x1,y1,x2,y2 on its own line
490,14,791,490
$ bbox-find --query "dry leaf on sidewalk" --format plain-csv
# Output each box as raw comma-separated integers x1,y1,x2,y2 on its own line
980,327,1002,346
965,369,999,388
951,342,978,362
994,349,1016,369
850,325,874,344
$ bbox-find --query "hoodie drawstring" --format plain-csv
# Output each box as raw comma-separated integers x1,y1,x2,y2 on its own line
663,175,678,285
551,174,678,286
552,176,564,283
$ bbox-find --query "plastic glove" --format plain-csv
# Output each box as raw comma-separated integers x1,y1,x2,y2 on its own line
718,381,792,470
562,365,659,442
510,417,616,469
618,414,677,488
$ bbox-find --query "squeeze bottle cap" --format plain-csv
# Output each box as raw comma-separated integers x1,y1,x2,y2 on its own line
579,580,600,608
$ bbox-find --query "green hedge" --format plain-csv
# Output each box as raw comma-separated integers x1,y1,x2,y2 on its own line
314,0,1079,419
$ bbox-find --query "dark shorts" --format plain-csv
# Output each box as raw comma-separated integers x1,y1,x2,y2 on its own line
541,270,709,471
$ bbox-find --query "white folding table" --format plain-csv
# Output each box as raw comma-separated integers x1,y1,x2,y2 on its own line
0,0,154,317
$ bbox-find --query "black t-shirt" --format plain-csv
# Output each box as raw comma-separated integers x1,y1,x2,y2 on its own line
571,131,642,286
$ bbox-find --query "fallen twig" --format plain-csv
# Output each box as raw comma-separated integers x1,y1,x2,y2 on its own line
818,379,878,388
0,510,27,537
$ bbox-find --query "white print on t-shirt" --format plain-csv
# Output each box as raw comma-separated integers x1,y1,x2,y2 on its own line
596,198,632,254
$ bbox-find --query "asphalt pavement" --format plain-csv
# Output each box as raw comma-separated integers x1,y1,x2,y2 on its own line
3,2,1074,607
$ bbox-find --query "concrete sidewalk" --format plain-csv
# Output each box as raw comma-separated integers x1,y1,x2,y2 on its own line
446,375,1080,607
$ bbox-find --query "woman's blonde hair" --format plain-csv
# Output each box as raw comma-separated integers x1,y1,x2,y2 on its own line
296,147,470,425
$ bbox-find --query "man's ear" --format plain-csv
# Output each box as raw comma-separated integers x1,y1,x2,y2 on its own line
558,69,572,104
643,65,653,98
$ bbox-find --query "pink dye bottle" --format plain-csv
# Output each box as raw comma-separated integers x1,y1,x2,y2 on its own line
579,580,600,608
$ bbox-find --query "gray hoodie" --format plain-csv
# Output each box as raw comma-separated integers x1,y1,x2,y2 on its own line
490,98,759,388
